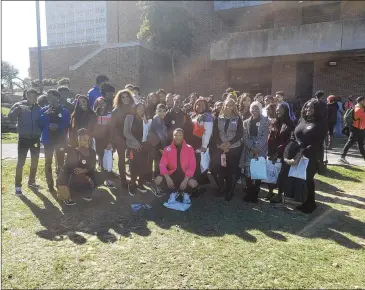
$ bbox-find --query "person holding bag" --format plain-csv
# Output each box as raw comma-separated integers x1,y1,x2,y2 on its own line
240,101,269,203
283,99,327,213
266,103,294,203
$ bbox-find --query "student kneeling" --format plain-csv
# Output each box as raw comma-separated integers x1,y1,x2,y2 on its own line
57,128,104,206
154,128,198,204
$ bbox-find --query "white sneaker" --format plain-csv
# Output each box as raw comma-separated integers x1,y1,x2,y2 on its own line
338,157,349,164
168,192,178,204
183,192,191,204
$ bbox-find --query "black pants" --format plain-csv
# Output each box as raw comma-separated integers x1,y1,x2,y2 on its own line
44,141,66,188
15,137,40,187
303,157,318,205
157,171,197,194
130,146,151,185
150,147,162,179
245,177,261,198
341,127,365,158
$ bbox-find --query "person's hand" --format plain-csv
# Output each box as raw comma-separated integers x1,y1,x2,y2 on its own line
106,143,113,150
74,168,86,175
200,147,207,153
136,143,142,152
49,123,59,131
179,179,189,191
219,142,230,151
251,147,259,155
165,176,175,189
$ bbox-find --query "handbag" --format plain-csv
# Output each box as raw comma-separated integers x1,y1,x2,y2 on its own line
262,159,282,184
200,149,210,173
250,157,268,180
288,157,309,180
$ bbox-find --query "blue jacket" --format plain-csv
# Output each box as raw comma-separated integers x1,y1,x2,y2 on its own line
38,105,70,145
87,85,101,108
8,100,42,139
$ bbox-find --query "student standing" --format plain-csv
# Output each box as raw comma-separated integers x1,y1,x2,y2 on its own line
87,75,109,108
8,88,42,195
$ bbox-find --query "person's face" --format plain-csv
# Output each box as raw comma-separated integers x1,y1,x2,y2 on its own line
242,98,251,108
224,99,236,114
156,107,167,119
149,94,158,105
98,99,107,113
78,98,88,111
305,103,315,117
173,96,183,110
190,95,197,104
26,92,38,105
136,104,145,116
166,94,174,108
195,101,206,114
256,95,263,103
216,102,223,112
264,97,274,107
359,100,365,108
173,130,184,146
158,93,166,103
275,94,283,103
47,93,59,106
78,134,90,148
251,105,260,119
59,90,71,102
276,106,285,119
267,106,275,118
121,93,130,105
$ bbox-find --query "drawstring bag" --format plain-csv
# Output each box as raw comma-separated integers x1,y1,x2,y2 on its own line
262,159,282,184
103,149,113,172
200,149,210,173
288,157,309,180
250,157,268,180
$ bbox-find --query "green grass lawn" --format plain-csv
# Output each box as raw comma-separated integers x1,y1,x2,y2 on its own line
2,106,10,115
1,161,365,289
1,132,18,144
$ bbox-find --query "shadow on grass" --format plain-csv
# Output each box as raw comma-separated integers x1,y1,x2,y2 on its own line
19,181,365,250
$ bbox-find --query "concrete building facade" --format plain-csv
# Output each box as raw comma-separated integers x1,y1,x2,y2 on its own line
30,1,365,100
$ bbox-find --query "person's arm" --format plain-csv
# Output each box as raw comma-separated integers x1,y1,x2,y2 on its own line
59,108,70,130
201,113,213,149
123,115,141,149
228,117,243,145
7,102,21,122
37,107,49,129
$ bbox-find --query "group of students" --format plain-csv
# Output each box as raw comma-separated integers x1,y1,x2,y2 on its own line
8,75,365,213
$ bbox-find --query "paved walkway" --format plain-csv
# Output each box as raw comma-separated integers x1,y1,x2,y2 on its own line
2,138,365,166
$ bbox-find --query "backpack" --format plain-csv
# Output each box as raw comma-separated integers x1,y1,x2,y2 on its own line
343,108,354,127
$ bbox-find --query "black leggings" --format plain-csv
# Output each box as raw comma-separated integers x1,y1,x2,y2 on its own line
130,146,152,185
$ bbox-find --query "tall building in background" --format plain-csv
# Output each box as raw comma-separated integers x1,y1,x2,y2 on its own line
45,1,107,46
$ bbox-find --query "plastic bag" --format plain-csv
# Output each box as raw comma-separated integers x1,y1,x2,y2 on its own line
262,159,282,184
250,157,268,180
103,149,113,172
91,138,96,151
288,157,309,180
142,119,152,142
200,149,210,173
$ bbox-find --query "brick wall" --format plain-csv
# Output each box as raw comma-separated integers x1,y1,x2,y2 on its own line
313,57,365,98
271,61,297,99
29,44,100,80
341,1,365,20
274,7,302,28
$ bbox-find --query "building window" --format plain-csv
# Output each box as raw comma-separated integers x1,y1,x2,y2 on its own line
302,2,341,25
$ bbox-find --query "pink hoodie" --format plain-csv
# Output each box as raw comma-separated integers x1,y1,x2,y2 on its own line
159,140,196,178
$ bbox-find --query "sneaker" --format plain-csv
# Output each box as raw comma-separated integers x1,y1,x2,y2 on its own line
64,199,76,206
128,182,137,196
168,192,178,204
137,183,148,193
150,183,165,197
27,183,41,189
15,187,22,196
82,196,92,201
183,192,191,204
338,157,349,164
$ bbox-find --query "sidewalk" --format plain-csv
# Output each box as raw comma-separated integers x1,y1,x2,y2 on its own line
2,138,365,166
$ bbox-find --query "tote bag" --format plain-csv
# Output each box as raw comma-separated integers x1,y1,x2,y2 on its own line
288,157,309,180
262,159,282,184
103,149,113,172
250,157,268,180
200,149,210,173
142,119,152,142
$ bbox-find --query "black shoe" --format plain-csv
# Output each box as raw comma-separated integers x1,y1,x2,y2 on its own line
128,182,137,196
270,194,282,204
299,202,317,214
64,199,76,206
27,183,41,190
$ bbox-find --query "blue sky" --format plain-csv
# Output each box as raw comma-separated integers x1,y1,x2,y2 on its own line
2,1,47,79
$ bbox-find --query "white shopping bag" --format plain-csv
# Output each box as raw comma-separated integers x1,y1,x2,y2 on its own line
142,119,152,142
91,138,96,151
262,159,282,184
200,149,210,173
103,149,113,172
288,157,309,180
250,157,268,180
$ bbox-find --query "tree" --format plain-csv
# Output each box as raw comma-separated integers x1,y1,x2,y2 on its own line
137,1,194,89
1,61,19,88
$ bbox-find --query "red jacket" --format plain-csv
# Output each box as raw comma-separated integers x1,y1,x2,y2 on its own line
159,140,196,178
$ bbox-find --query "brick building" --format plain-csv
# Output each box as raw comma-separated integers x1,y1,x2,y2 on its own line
29,1,365,100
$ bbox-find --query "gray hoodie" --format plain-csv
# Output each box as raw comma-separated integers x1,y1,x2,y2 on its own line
8,100,42,139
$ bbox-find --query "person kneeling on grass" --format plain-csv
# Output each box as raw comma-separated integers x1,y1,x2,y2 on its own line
153,128,198,204
57,128,105,206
